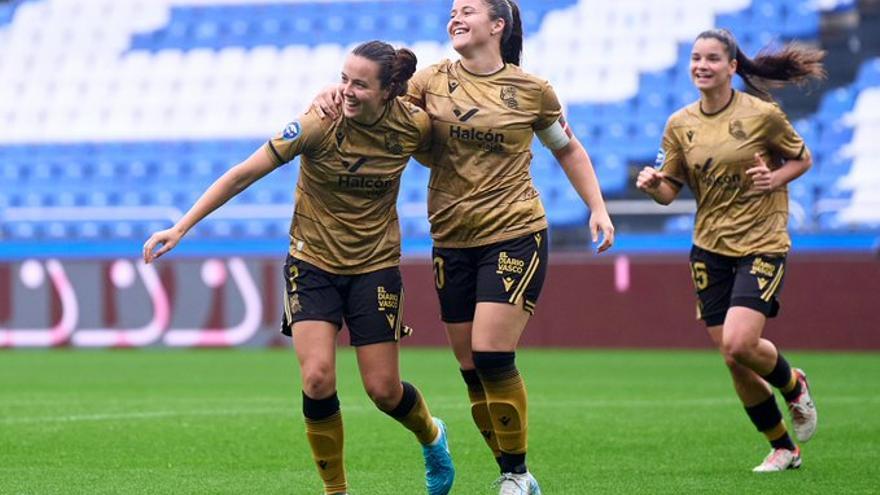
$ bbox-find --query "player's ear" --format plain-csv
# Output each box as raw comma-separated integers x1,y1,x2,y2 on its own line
491,17,505,37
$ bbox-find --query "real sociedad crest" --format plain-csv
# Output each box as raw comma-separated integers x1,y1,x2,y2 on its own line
385,131,403,155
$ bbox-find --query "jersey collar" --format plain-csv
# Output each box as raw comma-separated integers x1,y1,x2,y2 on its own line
457,60,508,78
699,89,737,117
348,101,391,128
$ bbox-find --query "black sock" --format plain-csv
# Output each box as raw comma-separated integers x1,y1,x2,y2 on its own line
761,354,793,390
745,395,796,451
500,452,527,474
770,433,797,451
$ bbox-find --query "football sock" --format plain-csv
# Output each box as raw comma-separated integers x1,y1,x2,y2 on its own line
461,368,503,467
303,391,347,494
385,381,439,445
745,395,796,451
474,351,528,474
762,354,802,400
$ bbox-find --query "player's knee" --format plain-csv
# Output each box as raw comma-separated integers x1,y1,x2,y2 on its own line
719,350,739,370
301,364,336,398
721,338,757,364
364,378,401,410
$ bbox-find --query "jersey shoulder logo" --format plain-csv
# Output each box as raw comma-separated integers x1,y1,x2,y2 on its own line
335,129,344,146
448,79,460,93
282,121,302,141
500,85,519,109
686,130,695,143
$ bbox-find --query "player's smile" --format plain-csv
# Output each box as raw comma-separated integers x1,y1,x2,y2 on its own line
343,96,360,112
449,24,469,40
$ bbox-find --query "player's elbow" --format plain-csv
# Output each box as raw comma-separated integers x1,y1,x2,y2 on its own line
801,153,813,172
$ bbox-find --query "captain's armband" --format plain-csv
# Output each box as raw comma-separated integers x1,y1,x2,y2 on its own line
536,116,573,151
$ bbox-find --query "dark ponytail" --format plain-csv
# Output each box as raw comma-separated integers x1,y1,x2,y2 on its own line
485,0,523,65
696,29,826,99
352,41,418,100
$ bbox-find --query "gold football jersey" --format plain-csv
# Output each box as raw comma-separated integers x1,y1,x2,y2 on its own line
407,60,562,248
658,91,809,257
264,100,431,274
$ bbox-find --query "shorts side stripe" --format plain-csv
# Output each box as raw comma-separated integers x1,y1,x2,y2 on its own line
394,287,405,340
761,264,785,302
509,252,540,304
283,293,293,326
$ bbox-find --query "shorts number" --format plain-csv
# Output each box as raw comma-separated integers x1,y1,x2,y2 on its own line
287,264,300,291
432,256,445,290
690,261,708,290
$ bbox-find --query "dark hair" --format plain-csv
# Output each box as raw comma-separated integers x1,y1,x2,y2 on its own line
695,29,826,99
351,40,418,100
484,0,523,65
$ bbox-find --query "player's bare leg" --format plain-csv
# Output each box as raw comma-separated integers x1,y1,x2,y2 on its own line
293,321,347,494
357,342,454,494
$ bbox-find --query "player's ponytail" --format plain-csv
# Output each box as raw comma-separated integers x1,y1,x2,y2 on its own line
485,0,523,66
388,48,418,98
351,41,419,101
696,29,826,100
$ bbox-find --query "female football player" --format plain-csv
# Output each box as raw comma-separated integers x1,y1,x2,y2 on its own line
314,1,614,493
636,29,823,472
143,41,455,495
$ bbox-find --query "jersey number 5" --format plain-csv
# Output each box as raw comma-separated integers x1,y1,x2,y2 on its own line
690,262,708,290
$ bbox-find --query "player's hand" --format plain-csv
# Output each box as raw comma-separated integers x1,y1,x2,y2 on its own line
636,166,664,192
143,228,183,264
309,84,343,120
589,210,615,254
746,153,776,193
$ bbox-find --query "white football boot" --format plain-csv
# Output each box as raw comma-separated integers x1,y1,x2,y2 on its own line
752,447,802,472
787,368,818,442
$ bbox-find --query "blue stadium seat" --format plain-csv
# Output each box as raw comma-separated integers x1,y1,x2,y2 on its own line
592,153,628,196
816,87,856,119
664,214,695,233
816,121,853,156
854,58,880,91
783,2,821,38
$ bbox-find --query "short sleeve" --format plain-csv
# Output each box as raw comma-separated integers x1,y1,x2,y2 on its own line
533,81,563,131
405,67,432,110
765,105,808,161
264,110,326,166
657,121,687,189
410,106,433,166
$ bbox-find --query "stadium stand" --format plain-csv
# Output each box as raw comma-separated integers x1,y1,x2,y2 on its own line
0,0,877,254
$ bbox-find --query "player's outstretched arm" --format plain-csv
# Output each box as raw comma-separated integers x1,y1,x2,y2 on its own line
552,137,615,253
142,148,278,263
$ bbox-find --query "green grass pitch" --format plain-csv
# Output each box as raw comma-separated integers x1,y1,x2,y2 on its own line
2,348,878,494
